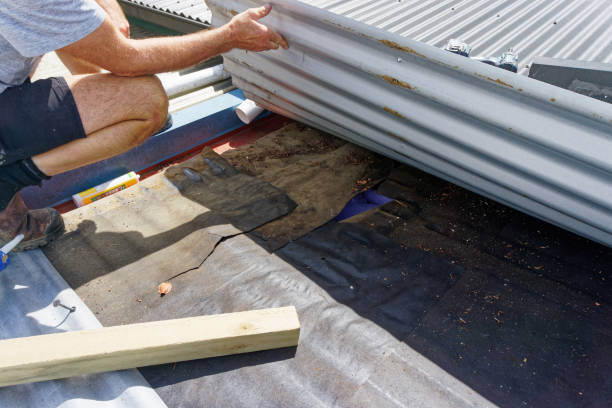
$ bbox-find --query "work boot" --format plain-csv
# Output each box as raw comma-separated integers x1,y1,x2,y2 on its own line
0,193,64,252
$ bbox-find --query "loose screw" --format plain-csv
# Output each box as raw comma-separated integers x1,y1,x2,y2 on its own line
53,300,76,313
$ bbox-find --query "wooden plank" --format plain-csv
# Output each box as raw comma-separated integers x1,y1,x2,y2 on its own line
0,306,300,387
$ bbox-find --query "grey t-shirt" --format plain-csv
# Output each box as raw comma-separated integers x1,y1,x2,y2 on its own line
0,0,106,94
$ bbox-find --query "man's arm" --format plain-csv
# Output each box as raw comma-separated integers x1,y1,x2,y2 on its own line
60,5,287,77
56,0,129,75
95,0,130,38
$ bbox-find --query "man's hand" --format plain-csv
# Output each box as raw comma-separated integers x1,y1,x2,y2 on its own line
60,3,288,76
96,0,130,38
228,5,288,51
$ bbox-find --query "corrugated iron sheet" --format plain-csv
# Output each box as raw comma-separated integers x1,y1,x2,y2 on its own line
125,0,612,74
121,0,211,24
207,0,612,247
0,250,166,407
311,0,612,75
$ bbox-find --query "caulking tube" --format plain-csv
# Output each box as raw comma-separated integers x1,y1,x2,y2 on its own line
72,172,140,207
236,99,264,124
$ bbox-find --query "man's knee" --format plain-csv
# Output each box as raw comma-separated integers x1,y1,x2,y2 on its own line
129,75,169,146
140,75,169,130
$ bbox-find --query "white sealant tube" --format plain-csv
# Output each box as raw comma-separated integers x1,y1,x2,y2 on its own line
236,99,264,124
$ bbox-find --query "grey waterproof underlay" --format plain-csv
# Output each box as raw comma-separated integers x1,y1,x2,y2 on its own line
42,149,491,407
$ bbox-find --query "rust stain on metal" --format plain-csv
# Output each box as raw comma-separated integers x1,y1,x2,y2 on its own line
550,98,556,102
518,88,523,92
325,20,375,41
380,75,415,90
384,106,406,119
324,20,376,40
379,40,426,58
324,19,356,33
475,73,514,88
230,9,239,16
387,131,407,142
493,78,514,88
491,78,513,88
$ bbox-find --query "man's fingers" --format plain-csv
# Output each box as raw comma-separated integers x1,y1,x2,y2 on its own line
265,27,288,49
232,4,289,51
255,22,286,49
249,4,272,20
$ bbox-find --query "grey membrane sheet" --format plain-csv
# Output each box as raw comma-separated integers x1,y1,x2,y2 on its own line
44,151,493,407
135,215,612,408
0,249,166,408
42,147,612,407
137,229,491,408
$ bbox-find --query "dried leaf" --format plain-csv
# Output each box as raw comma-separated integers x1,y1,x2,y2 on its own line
158,282,172,296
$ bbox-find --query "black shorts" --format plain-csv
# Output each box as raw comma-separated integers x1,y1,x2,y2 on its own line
0,77,86,167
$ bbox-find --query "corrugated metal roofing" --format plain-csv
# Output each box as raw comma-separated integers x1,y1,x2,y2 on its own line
123,0,612,73
309,0,612,75
208,0,612,247
0,250,166,407
122,0,612,73
121,0,211,24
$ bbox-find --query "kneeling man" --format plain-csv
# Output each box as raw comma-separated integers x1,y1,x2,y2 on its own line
0,0,287,250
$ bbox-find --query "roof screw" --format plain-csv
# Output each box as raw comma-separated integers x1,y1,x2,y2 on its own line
397,57,403,63
53,300,76,313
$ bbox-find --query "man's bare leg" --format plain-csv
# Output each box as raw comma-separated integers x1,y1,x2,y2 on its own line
0,73,167,250
32,73,168,176
56,50,103,75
